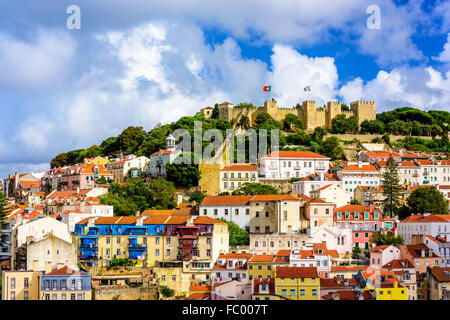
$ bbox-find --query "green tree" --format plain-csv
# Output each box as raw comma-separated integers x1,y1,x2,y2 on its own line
159,285,175,299
231,183,278,195
320,136,345,160
237,116,250,130
381,155,402,217
50,152,69,168
218,218,249,246
165,153,201,188
369,231,404,246
360,120,385,134
283,114,304,132
188,191,206,204
331,115,358,133
0,193,8,246
100,137,119,156
406,186,447,215
382,134,391,146
117,126,147,153
148,179,177,209
352,246,362,259
211,104,219,119
254,113,282,129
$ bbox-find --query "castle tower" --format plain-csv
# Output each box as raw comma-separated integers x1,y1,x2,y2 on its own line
325,101,342,131
302,100,317,131
263,99,278,114
218,102,234,122
350,100,376,128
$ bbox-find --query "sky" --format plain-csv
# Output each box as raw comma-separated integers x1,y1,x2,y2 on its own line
0,0,449,178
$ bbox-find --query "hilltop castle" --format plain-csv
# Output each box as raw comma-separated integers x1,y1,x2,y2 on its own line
203,99,376,131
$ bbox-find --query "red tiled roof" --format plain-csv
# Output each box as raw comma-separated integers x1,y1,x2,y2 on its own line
263,151,330,159
276,266,319,278
370,245,391,253
330,266,368,272
401,214,450,223
382,259,414,269
340,164,379,172
19,180,42,189
253,278,275,295
249,254,276,263
364,152,400,158
222,164,257,171
430,267,450,282
44,266,87,276
194,216,227,225
201,195,253,206
250,194,298,201
298,173,338,182
335,204,377,213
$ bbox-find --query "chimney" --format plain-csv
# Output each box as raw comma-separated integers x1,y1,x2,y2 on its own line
76,187,80,194
32,260,39,272
357,161,362,168
45,261,52,274
135,210,140,217
136,216,144,226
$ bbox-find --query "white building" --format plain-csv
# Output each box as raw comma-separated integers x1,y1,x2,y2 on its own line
61,203,114,232
336,161,381,201
26,234,78,272
308,225,352,256
13,217,72,248
309,184,348,208
397,213,450,245
292,172,340,197
211,253,252,285
148,134,180,176
199,195,253,231
257,151,329,180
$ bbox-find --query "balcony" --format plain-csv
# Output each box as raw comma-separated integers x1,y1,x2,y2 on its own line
413,173,419,177
128,243,147,249
79,242,98,249
79,253,98,260
423,171,428,176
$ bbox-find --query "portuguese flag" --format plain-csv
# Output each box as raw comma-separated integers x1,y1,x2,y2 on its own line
263,86,271,92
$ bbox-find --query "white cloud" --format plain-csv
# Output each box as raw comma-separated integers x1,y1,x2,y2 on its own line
355,0,426,67
339,66,450,111
436,33,450,62
268,44,339,107
0,29,76,88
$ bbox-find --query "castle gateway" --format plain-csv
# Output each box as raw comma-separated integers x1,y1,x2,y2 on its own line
217,99,376,132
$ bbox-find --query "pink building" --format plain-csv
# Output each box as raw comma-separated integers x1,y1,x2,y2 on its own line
369,245,401,268
60,164,112,191
335,204,396,249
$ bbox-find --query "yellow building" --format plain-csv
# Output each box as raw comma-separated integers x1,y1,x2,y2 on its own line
1,270,41,300
359,269,408,300
369,282,408,300
252,278,276,300
248,254,276,281
84,156,110,166
220,164,258,193
275,266,320,300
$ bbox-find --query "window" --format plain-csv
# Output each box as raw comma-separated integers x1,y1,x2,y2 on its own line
52,280,57,290
289,289,296,296
117,237,121,244
166,238,171,244
225,209,228,215
117,249,121,256
10,278,15,289
45,280,50,290
23,277,29,288
52,293,57,300
312,289,317,296
246,209,249,215
162,275,166,282
172,275,176,282
265,211,269,217
23,291,29,300
61,280,66,290
214,209,218,216
281,289,287,296
45,294,50,300
299,289,305,296
106,237,110,244
256,211,260,217
235,209,239,215
166,249,171,256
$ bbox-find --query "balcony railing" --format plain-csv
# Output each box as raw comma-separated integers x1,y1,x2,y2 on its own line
128,243,147,249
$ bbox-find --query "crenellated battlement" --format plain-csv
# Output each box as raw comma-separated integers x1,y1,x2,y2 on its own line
213,99,376,132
